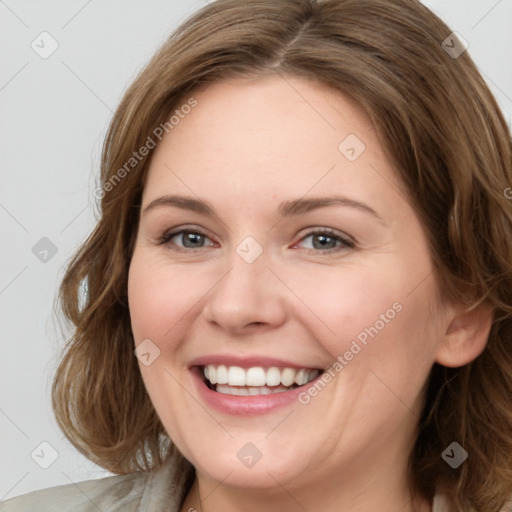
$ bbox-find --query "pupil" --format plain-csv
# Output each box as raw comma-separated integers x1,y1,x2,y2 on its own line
184,233,203,247
313,234,335,249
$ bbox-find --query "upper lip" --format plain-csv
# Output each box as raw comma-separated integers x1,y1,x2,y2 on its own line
188,355,323,370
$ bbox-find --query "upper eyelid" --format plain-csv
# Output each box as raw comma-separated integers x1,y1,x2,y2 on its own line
162,225,214,241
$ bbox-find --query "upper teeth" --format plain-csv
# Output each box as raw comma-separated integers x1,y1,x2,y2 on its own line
203,365,320,387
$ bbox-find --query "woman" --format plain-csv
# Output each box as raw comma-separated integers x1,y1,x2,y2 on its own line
2,0,511,511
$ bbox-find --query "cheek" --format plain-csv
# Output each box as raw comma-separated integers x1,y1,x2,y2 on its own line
291,260,438,371
128,259,180,345
127,250,209,340
128,242,438,368
287,263,403,339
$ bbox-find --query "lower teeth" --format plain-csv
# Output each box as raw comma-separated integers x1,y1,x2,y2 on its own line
213,383,298,396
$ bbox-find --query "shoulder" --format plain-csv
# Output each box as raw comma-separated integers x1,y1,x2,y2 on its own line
0,471,148,512
433,492,512,511
0,457,194,512
432,492,449,512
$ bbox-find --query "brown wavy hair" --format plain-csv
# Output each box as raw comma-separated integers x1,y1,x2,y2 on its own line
52,0,512,510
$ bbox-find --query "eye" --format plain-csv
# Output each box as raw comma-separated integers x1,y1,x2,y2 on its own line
158,228,216,251
294,228,354,253
156,227,354,254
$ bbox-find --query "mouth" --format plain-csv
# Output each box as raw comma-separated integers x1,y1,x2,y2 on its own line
199,364,323,396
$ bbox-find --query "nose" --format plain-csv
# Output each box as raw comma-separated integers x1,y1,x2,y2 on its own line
202,246,288,335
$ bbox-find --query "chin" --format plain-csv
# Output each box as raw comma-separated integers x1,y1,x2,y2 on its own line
181,440,308,489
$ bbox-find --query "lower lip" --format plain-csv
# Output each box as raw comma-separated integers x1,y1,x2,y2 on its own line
190,367,322,416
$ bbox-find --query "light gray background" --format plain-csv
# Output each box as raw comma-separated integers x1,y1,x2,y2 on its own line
1,0,511,501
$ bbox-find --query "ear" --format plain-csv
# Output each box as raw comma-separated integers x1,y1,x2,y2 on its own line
435,302,494,368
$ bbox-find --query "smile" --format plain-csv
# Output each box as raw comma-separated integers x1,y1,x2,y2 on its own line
202,365,321,396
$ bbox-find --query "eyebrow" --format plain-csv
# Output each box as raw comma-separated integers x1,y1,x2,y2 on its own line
142,194,385,223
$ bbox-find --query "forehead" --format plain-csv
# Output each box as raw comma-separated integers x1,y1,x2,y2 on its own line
142,75,405,218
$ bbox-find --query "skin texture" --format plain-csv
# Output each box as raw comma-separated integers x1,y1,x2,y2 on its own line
127,75,491,512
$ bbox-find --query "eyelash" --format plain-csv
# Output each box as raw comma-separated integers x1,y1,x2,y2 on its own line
157,227,355,254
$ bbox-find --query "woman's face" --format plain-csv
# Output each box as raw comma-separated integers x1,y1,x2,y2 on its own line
128,75,448,495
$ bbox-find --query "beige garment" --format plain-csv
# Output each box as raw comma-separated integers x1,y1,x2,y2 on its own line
0,457,193,512
0,457,450,512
